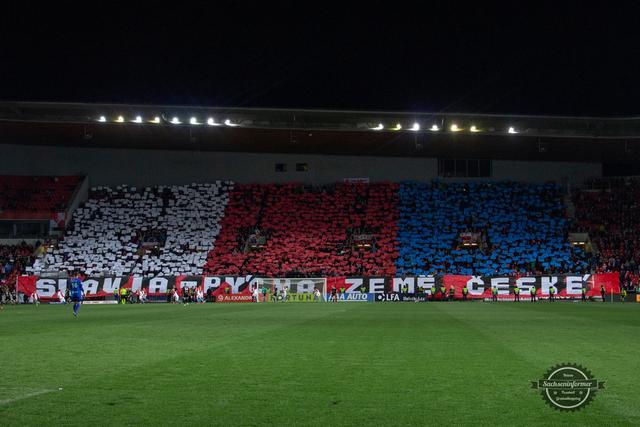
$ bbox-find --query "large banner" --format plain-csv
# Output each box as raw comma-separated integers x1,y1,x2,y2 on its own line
17,273,619,302
17,275,326,302
327,274,619,299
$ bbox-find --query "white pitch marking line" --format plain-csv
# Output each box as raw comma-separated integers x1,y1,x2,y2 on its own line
0,389,58,406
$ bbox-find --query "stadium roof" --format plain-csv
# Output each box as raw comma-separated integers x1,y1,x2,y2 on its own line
0,101,639,164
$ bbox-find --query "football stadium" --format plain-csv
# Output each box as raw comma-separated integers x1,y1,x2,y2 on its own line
2,5,640,426
0,102,639,426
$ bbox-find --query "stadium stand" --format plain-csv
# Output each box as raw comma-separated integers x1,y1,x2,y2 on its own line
204,182,399,277
0,175,81,219
10,179,603,278
0,242,35,291
396,181,589,276
572,177,640,290
29,182,232,277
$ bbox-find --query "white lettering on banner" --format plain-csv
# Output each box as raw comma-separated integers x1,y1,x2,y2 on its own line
36,279,56,297
203,277,220,292
102,277,123,294
130,277,143,292
225,276,250,293
515,277,536,293
565,276,584,295
467,276,485,295
148,277,168,294
393,277,415,293
21,273,616,302
345,278,363,293
541,277,558,294
83,279,100,295
417,276,435,293
490,277,510,295
368,278,385,293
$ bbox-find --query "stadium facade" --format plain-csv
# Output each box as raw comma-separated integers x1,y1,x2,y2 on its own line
1,101,639,186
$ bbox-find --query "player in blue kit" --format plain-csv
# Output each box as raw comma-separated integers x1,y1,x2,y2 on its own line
70,278,84,317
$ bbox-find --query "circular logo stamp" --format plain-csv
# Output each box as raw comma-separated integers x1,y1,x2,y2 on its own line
531,363,605,411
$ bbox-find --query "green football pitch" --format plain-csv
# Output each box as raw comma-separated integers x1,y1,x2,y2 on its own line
1,302,639,426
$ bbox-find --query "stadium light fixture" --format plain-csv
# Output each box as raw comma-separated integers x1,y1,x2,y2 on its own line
429,124,439,131
470,125,481,133
190,117,200,125
171,117,181,124
98,116,106,122
207,118,222,126
450,124,462,132
133,116,143,123
391,123,402,131
410,123,420,131
116,116,125,123
508,126,518,134
370,123,384,130
224,119,239,127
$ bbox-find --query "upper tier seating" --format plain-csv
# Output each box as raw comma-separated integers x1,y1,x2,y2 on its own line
0,176,81,219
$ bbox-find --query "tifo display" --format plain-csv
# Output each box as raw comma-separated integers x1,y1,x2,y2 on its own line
2,177,639,303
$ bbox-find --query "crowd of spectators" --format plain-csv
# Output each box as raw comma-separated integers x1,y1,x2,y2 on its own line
0,242,37,297
28,182,232,277
572,177,640,290
204,182,398,277
2,178,637,288
396,181,589,276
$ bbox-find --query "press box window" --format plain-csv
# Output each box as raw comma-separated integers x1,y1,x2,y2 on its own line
275,163,287,172
296,163,309,172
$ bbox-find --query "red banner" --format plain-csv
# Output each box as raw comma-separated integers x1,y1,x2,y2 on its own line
442,273,620,299
17,273,621,302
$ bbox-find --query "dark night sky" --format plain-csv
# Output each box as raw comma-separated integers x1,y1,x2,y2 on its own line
2,2,640,116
